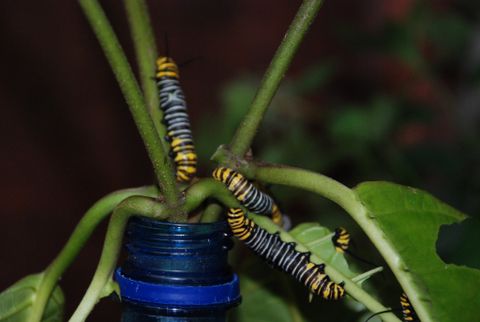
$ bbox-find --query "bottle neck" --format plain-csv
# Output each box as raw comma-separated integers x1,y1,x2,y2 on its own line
117,217,240,322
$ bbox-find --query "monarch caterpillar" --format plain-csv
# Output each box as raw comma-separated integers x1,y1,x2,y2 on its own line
332,227,350,253
213,167,285,226
227,207,345,300
156,56,197,182
366,293,420,322
400,293,419,322
332,227,378,267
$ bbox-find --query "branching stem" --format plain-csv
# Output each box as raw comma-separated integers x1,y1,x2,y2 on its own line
30,186,158,322
203,0,324,222
249,213,400,322
68,178,240,322
69,196,169,322
79,0,183,217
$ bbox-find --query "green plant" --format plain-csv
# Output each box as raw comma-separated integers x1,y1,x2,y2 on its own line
1,0,478,322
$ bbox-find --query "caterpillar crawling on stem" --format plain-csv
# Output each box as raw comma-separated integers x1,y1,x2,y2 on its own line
156,56,197,182
227,207,345,300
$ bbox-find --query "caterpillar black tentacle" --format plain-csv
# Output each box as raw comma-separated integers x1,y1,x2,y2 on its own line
332,227,378,267
213,167,285,226
156,56,197,182
227,207,345,300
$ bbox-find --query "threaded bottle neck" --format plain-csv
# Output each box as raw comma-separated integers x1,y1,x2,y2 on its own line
117,217,240,322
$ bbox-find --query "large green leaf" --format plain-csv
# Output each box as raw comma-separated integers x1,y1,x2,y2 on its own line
354,182,480,322
0,273,64,322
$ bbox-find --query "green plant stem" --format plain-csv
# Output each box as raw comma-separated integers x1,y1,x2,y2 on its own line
79,0,183,218
69,179,239,322
30,186,158,322
124,0,170,153
200,203,223,223
69,196,169,322
203,0,324,222
229,0,323,156
249,213,400,322
239,163,421,321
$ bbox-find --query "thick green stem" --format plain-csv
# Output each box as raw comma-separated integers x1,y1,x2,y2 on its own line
184,178,240,211
200,203,224,223
249,213,400,322
79,0,183,217
229,0,323,156
204,0,324,222
69,179,239,322
30,186,158,322
69,196,169,322
237,163,420,321
124,0,170,153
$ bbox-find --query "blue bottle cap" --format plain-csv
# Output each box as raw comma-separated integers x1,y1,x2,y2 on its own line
115,268,241,307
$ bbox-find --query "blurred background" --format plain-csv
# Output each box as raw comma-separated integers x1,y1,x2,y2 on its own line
0,0,479,321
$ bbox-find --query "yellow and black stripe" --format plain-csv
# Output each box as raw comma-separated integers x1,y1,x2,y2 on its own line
213,167,284,226
156,56,197,182
227,208,345,300
332,227,350,253
400,293,419,322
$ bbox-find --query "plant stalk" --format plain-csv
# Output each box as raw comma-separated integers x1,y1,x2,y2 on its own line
229,0,324,156
249,213,400,322
30,186,158,322
69,179,239,321
124,0,170,153
203,0,324,222
69,196,169,322
79,0,183,218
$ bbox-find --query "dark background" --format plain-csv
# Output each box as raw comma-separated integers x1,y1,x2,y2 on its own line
1,0,479,321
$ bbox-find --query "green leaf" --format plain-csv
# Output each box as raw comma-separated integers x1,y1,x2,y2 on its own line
288,223,357,278
289,223,383,314
355,182,480,322
234,218,388,321
0,273,64,322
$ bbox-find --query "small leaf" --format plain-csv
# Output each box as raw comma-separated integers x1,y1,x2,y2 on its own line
0,273,64,322
355,182,480,322
289,223,356,278
99,279,119,299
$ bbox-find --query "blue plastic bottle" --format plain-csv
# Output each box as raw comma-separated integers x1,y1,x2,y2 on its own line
115,216,241,322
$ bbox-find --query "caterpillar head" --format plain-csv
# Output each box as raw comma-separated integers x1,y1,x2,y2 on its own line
156,56,179,79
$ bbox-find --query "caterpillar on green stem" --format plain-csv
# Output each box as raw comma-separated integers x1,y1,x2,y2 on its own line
227,207,345,300
156,56,197,182
213,166,285,227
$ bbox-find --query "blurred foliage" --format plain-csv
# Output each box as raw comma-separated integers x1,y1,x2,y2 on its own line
196,0,480,319
0,274,64,322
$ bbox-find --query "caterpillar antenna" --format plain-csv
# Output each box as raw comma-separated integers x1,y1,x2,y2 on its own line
345,249,379,268
164,33,170,57
179,56,203,68
365,308,401,322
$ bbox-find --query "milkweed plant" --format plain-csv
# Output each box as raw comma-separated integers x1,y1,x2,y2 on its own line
1,0,479,322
